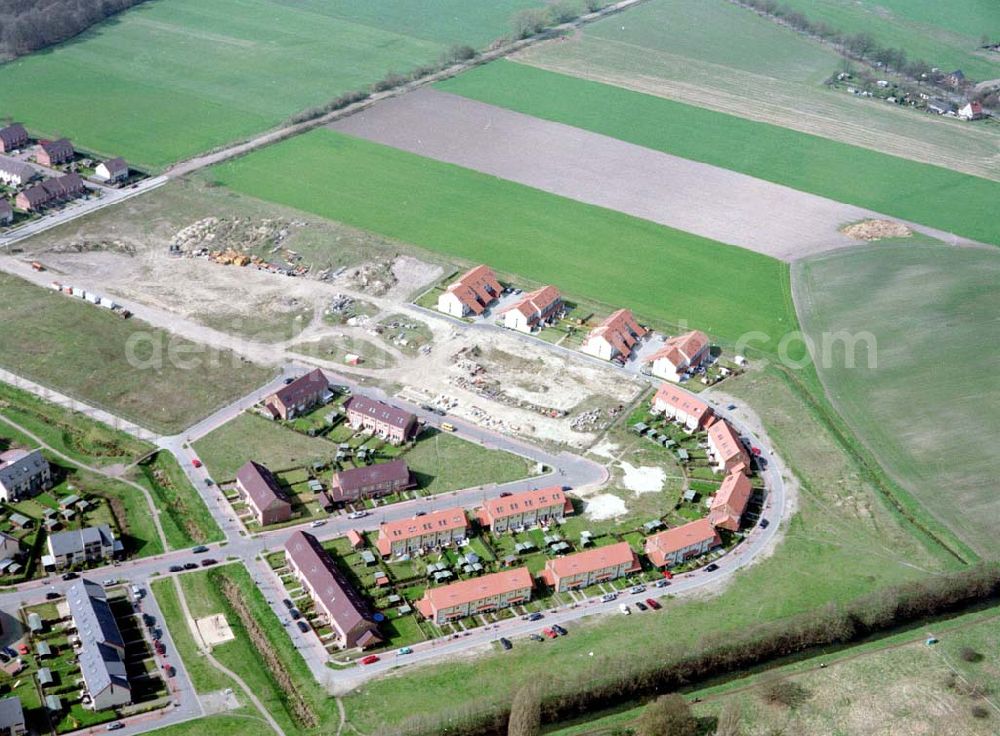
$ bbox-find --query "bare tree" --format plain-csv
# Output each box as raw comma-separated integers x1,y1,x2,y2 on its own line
715,701,743,736
508,685,541,736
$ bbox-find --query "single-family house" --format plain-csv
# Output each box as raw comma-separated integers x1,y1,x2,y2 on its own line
376,507,468,557
0,124,29,153
651,383,713,432
645,518,721,568
647,330,710,382
500,285,563,333
945,69,966,87
708,472,753,532
0,156,38,187
581,309,646,362
436,264,503,317
329,458,412,504
343,395,417,445
0,448,52,501
284,531,382,650
707,420,750,475
36,139,74,167
45,526,116,569
93,158,128,183
476,486,573,532
0,696,25,736
66,579,131,710
235,461,292,526
264,368,329,420
416,567,533,624
958,101,984,120
539,541,640,592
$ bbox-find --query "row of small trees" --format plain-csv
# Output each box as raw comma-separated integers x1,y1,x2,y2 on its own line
0,0,149,59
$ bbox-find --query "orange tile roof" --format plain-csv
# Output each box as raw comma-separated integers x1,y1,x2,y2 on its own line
544,541,639,579
418,567,533,613
583,308,646,356
503,285,561,319
652,383,712,424
647,330,709,368
708,420,749,468
446,264,502,314
708,472,752,531
645,518,720,566
480,486,571,523
376,507,468,554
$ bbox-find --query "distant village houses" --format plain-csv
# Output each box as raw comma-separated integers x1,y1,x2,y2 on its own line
93,157,129,184
646,330,710,382
376,507,468,558
0,155,38,187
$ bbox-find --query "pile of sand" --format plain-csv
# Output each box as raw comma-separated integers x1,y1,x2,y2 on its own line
619,462,665,495
841,219,912,241
584,494,628,520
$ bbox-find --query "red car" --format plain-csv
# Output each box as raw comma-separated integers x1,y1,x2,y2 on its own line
16,644,29,655
191,459,203,468
662,570,673,580
360,655,380,665
645,598,661,610
542,628,558,639
751,447,761,456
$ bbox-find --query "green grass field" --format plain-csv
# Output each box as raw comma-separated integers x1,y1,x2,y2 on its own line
435,61,1000,246
341,365,962,733
403,430,534,494
0,0,542,169
793,239,1000,559
0,272,273,436
131,452,224,548
210,129,796,350
513,0,1000,181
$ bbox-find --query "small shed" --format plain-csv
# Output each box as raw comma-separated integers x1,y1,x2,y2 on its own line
345,529,364,549
373,571,389,587
683,490,698,503
385,594,401,605
58,495,79,509
44,695,62,712
631,422,649,435
27,612,44,633
36,667,54,686
397,604,412,616
643,519,665,533
676,449,689,462
9,513,32,529
359,550,376,566
35,641,52,658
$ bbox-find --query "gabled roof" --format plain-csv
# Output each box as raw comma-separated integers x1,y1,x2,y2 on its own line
0,448,48,487
47,525,114,557
0,123,28,148
67,579,130,698
652,383,712,424
0,155,36,181
583,308,645,356
344,395,415,430
236,461,290,512
270,368,327,407
0,200,11,219
0,696,23,729
418,567,532,614
98,157,128,175
543,541,639,580
330,458,410,500
480,486,571,523
40,173,83,198
647,330,709,369
501,285,561,319
645,518,720,564
708,472,752,530
708,420,748,467
377,507,467,554
16,184,51,208
39,138,73,159
446,264,502,314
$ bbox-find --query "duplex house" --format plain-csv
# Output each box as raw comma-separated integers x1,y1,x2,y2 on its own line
45,526,116,569
707,420,750,475
500,285,562,333
0,448,52,501
0,156,38,187
416,567,533,624
708,471,753,532
0,696,25,736
284,531,382,649
93,158,128,183
581,309,646,362
647,330,710,382
437,264,502,317
376,507,468,557
67,580,131,710
476,486,573,532
651,383,713,432
645,518,721,568
36,139,74,167
264,368,329,420
0,200,11,226
540,541,640,592
344,395,417,445
235,460,292,526
330,458,412,504
0,124,29,153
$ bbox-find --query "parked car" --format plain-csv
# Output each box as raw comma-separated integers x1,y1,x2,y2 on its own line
600,593,617,603
290,609,302,620
760,518,770,529
191,459,202,468
200,558,217,567
619,604,631,615
204,478,214,486
310,520,325,528
440,422,456,432
163,664,175,678
654,579,670,589
634,601,648,612
662,570,673,579
499,638,512,651
360,655,379,665
45,592,60,600
0,653,8,664
645,598,661,610
154,642,166,655
61,572,78,581
552,624,568,636
106,723,124,731
2,647,17,659
143,614,156,627
102,578,117,586
347,511,367,519
183,562,198,570
192,546,209,554
705,563,720,572
168,565,183,573
283,377,295,385
525,612,543,622
297,621,310,633
16,644,29,656
397,647,413,656
542,628,557,639
282,598,294,609
630,585,646,594
529,633,544,642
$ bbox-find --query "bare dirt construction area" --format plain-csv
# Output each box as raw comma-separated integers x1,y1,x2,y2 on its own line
841,219,913,241
197,614,235,647
332,87,914,261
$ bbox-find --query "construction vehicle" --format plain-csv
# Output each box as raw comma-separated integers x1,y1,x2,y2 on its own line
30,261,45,272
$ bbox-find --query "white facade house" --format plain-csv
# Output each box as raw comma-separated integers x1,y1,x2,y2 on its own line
500,285,562,333
93,158,129,184
580,308,646,362
647,330,710,382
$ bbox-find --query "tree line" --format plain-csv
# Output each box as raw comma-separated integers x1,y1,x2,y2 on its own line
0,0,149,60
386,563,1000,736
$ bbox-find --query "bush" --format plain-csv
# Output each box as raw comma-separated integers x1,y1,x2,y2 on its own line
959,646,983,663
636,694,697,736
510,8,549,39
971,705,989,719
548,1,581,24
760,679,809,708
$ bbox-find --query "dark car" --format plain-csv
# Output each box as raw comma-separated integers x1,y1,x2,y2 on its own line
45,592,60,600
529,633,544,642
705,563,720,572
759,518,770,529
526,612,543,622
163,664,176,678
143,613,155,627
284,377,295,385
290,609,302,620
282,598,294,609
168,565,183,573
153,629,162,641
200,558,217,567
192,546,209,554
296,620,310,633
634,601,648,612
414,511,427,517
183,562,198,571
499,637,512,651
61,572,78,581
552,624,568,636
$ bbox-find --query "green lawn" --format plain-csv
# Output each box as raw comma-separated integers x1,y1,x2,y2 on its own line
405,430,535,494
144,715,274,736
435,61,1000,246
210,130,796,350
131,451,224,548
793,238,1000,559
0,272,274,436
341,365,962,734
0,0,544,169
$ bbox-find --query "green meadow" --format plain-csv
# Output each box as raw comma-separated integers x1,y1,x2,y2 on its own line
436,62,1000,246
210,129,796,349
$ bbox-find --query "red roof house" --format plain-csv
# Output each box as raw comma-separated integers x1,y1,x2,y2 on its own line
437,264,503,317
500,286,563,333
707,420,750,475
652,383,713,431
644,518,721,568
708,472,753,531
647,330,710,382
539,541,640,591
476,486,573,532
416,567,533,624
581,309,646,362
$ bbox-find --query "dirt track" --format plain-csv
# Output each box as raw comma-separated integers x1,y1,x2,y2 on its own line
330,88,883,261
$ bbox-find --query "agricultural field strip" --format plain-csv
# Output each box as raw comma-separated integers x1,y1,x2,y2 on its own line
330,87,881,261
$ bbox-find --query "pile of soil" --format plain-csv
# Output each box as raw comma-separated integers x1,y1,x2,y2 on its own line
170,217,293,252
347,259,397,295
841,219,912,241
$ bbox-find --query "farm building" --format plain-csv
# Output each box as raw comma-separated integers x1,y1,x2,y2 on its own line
708,420,750,475
0,448,52,501
343,395,417,445
581,308,646,362
645,518,721,568
376,507,468,557
0,696,25,736
36,138,74,166
93,157,128,183
44,525,117,569
500,285,563,333
416,567,533,624
958,101,984,120
235,460,292,526
539,541,640,592
646,330,710,382
284,531,382,650
0,124,29,153
329,458,412,504
437,264,503,317
0,156,38,187
476,486,573,532
264,368,330,420
651,383,713,431
66,579,131,710
0,200,11,226
708,471,753,532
